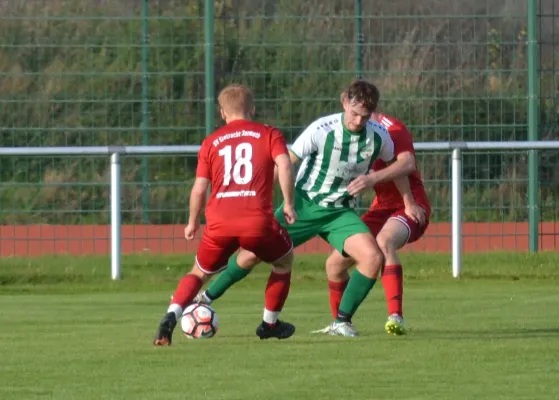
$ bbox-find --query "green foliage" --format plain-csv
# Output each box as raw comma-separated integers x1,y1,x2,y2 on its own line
0,0,556,223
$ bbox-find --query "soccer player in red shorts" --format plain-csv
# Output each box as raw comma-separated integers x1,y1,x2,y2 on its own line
153,84,297,346
323,112,430,336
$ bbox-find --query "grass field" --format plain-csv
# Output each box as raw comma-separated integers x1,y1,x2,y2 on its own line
1,252,558,400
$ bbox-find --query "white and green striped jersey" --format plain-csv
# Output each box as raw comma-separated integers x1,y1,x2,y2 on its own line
290,113,394,208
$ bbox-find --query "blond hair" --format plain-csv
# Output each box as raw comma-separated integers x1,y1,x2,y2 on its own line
218,84,254,115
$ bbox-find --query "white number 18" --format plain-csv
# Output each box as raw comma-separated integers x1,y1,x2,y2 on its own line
218,143,253,185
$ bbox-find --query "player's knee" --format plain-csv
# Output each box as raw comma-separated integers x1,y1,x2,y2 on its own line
366,246,385,270
189,264,211,283
354,243,385,273
376,233,397,258
362,251,384,279
271,250,293,273
272,266,291,275
325,252,351,281
345,234,384,272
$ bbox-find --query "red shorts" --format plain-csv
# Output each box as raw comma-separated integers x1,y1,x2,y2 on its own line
195,225,293,275
361,206,430,244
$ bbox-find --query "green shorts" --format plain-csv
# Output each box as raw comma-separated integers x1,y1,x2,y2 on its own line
274,190,370,255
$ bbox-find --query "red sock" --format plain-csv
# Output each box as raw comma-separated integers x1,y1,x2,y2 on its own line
170,274,204,309
381,264,403,316
264,271,291,323
328,279,349,319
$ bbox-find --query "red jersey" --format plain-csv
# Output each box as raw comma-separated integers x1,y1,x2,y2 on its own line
370,114,431,211
196,119,289,237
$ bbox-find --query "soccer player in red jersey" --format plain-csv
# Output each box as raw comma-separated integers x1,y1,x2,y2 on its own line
323,112,430,336
153,84,297,346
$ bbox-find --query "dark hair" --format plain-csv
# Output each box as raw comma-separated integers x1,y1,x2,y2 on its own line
344,79,380,113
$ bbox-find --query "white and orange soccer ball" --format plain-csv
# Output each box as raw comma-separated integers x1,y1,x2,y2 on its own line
180,303,219,339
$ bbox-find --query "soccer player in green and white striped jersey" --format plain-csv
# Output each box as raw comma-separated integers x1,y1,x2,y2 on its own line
291,111,393,209
196,80,418,337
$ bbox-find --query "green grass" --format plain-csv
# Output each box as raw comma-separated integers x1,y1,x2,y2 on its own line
1,253,559,399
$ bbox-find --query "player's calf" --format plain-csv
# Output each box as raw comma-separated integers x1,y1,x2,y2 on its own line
335,233,384,325
153,266,208,346
325,251,352,319
257,249,295,339
262,253,292,322
377,218,411,323
202,250,261,302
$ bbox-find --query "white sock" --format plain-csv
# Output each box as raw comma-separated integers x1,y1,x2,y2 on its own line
167,303,182,319
263,308,280,325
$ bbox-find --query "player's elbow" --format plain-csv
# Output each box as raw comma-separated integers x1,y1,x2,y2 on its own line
277,163,294,180
276,161,294,184
191,178,209,197
275,153,293,170
190,187,206,202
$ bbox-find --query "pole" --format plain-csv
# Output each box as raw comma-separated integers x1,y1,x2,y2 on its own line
527,0,539,252
141,0,150,223
111,153,122,280
205,0,215,135
355,0,364,210
527,0,539,253
356,0,363,79
452,149,462,278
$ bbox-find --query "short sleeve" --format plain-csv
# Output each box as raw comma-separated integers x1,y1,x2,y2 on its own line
391,124,415,156
290,121,319,160
195,139,211,179
378,130,395,162
270,128,289,159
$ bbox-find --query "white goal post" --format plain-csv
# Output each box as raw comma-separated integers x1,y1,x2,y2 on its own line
1,140,558,280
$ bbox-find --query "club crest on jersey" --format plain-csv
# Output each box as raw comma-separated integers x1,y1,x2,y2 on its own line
360,150,373,159
359,138,375,159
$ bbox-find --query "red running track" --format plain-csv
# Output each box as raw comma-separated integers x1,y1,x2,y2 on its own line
0,223,558,256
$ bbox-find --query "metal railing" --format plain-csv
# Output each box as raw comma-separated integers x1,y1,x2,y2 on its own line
2,140,558,280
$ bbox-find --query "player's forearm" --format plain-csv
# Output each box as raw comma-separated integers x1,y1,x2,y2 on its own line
369,156,415,185
277,164,295,206
188,190,206,225
393,176,416,207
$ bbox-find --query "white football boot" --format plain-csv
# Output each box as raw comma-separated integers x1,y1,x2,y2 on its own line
311,321,359,337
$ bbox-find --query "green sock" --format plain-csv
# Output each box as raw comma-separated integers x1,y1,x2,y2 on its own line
336,269,376,323
205,254,252,300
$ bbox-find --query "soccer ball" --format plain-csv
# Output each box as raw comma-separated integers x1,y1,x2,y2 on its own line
180,303,219,339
